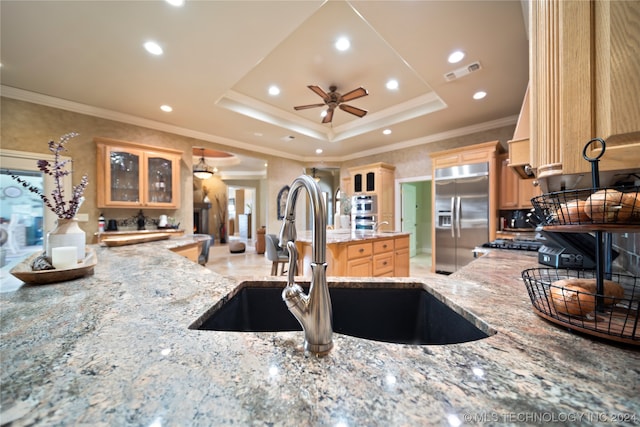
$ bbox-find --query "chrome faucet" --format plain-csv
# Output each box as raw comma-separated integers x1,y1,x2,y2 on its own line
374,221,389,232
279,174,333,356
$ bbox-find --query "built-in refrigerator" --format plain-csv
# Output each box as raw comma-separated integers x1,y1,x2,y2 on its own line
434,162,489,274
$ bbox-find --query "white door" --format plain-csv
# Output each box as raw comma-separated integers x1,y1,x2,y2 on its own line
401,183,417,257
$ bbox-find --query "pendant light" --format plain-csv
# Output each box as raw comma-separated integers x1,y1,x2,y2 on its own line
193,148,216,180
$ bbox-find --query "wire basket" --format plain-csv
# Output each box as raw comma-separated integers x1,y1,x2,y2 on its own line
531,186,640,226
522,268,639,345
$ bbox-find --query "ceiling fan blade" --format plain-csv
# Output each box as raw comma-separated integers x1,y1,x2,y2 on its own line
340,87,368,102
322,107,334,123
339,104,368,118
294,103,326,110
308,85,329,101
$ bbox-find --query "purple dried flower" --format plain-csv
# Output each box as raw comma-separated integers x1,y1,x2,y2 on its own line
11,132,89,219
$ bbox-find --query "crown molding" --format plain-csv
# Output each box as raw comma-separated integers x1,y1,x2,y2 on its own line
2,85,517,166
0,86,305,163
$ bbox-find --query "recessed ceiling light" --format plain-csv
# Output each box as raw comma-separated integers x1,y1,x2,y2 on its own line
160,105,173,112
448,50,465,64
254,132,263,137
315,148,323,154
473,91,487,100
165,0,184,6
144,41,163,56
335,37,350,51
268,85,280,96
383,129,392,135
386,79,399,90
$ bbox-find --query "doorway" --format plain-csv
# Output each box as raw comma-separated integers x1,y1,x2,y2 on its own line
228,186,256,242
396,176,433,268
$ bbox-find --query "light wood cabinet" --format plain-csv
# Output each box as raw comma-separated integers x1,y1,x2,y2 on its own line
96,137,182,209
393,235,410,277
530,0,640,183
348,162,395,231
518,179,540,209
499,153,541,210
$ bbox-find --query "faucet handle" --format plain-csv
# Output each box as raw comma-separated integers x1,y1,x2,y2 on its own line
286,241,298,286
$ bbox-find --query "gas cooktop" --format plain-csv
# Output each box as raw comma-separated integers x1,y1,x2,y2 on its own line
482,239,542,252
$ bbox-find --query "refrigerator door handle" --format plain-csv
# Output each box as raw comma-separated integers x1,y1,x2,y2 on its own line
450,196,455,238
456,196,462,238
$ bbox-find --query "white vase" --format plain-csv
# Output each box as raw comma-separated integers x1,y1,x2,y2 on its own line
340,215,351,230
46,218,86,262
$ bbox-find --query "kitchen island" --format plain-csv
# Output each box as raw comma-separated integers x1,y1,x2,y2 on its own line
1,243,638,426
296,230,410,277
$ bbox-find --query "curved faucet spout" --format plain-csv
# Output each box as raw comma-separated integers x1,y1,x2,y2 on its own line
279,175,326,264
279,174,333,355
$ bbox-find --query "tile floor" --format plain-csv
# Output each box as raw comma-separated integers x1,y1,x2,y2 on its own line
204,237,437,279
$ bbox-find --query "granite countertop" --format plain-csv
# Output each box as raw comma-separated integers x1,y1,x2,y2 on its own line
162,234,211,250
298,229,410,244
1,243,638,425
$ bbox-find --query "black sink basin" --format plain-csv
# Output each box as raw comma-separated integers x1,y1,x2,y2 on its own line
192,283,493,345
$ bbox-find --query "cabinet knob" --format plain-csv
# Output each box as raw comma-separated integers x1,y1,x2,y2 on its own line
359,248,364,253
383,244,387,249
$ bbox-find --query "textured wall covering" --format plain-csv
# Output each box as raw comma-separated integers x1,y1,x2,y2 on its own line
1,97,195,238
339,126,516,179
0,98,320,244
0,97,302,241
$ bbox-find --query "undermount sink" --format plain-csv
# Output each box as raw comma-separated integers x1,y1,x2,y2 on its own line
191,282,493,345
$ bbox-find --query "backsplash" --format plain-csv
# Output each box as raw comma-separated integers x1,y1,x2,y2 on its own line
612,232,639,276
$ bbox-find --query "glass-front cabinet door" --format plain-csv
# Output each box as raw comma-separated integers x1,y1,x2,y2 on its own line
108,149,143,206
146,154,176,207
96,138,181,209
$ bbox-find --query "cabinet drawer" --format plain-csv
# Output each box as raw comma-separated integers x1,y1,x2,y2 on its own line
373,253,394,276
373,239,393,253
347,257,372,276
395,236,409,250
347,242,372,259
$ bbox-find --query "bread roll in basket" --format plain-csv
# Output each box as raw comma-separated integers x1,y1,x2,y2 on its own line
550,278,624,316
584,189,639,223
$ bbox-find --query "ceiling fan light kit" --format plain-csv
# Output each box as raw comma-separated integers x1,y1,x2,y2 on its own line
294,85,368,124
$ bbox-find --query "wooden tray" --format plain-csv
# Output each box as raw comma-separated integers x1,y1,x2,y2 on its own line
531,300,639,346
101,233,171,247
10,248,97,285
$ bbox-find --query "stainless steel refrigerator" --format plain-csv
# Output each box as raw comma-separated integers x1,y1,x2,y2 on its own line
434,162,489,274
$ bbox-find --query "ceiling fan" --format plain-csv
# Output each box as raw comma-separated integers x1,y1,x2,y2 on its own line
294,85,368,124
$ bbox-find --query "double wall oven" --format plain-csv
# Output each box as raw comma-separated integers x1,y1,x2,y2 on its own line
351,195,377,231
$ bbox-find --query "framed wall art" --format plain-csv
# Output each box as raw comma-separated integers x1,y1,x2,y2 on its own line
277,185,289,220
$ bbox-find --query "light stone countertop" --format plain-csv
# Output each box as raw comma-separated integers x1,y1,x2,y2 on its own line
297,229,410,244
1,243,638,426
